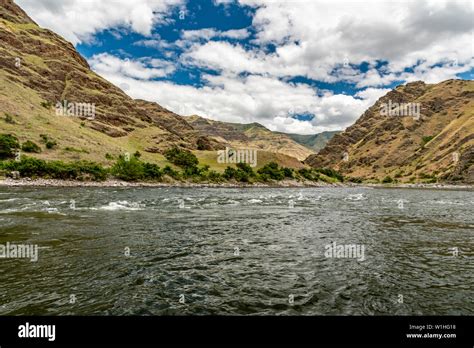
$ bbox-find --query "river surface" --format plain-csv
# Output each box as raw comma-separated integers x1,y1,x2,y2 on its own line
0,187,472,315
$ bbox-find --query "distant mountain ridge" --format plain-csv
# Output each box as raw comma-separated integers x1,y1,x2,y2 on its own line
277,131,340,153
186,115,335,161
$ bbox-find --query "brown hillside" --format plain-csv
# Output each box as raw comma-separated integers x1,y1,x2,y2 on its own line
0,0,220,153
305,80,474,183
186,115,314,161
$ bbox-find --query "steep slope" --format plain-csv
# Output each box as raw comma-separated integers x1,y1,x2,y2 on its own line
278,131,340,152
305,80,474,183
0,0,221,164
186,115,315,161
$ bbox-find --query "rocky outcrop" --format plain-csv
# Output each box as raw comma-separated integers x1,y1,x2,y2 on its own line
0,0,221,153
305,79,474,183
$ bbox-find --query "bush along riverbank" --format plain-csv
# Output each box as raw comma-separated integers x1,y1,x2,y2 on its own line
0,143,344,185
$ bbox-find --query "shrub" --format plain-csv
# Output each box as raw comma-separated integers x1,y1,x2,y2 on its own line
421,135,434,146
207,170,223,182
21,140,42,153
142,162,162,180
73,161,108,181
39,134,57,149
382,175,394,183
164,147,198,168
4,113,15,124
315,167,344,182
45,140,57,149
282,167,294,178
257,162,284,180
221,166,244,182
111,155,144,181
41,101,52,109
418,172,437,183
236,162,255,176
257,173,270,182
223,166,238,180
298,168,314,180
0,157,107,181
182,165,201,178
223,163,257,182
163,165,180,180
10,157,49,177
0,134,20,160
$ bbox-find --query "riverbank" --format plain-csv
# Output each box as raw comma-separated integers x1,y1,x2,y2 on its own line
0,177,340,188
0,178,472,190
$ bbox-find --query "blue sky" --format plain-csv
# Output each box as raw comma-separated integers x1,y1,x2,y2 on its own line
78,1,256,87
17,0,474,134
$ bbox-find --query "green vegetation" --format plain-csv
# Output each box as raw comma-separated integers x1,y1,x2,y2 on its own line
258,162,285,181
162,165,180,180
0,157,107,181
164,147,198,168
382,175,394,183
0,141,346,184
4,113,15,124
40,134,57,149
347,177,363,183
40,101,52,109
421,135,434,147
315,168,344,182
0,134,20,159
21,140,42,153
418,172,437,183
111,154,145,181
224,163,255,182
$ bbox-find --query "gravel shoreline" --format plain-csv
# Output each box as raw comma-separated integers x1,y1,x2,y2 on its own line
0,178,472,190
0,177,339,188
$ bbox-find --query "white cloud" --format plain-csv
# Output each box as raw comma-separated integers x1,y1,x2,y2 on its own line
90,54,385,133
183,0,474,85
89,53,175,79
181,28,250,41
17,0,474,134
355,88,392,103
16,0,184,45
221,28,250,39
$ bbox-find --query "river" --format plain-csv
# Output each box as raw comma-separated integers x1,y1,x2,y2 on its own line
0,187,472,315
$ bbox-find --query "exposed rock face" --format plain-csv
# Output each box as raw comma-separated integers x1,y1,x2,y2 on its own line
186,115,315,161
0,0,220,153
305,80,474,183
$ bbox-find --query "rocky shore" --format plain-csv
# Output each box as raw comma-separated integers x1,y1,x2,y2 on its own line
0,177,340,188
0,178,471,190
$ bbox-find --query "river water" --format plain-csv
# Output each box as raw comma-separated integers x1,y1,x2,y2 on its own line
0,187,472,315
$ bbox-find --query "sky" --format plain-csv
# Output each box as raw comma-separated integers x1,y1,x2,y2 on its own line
16,0,474,134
